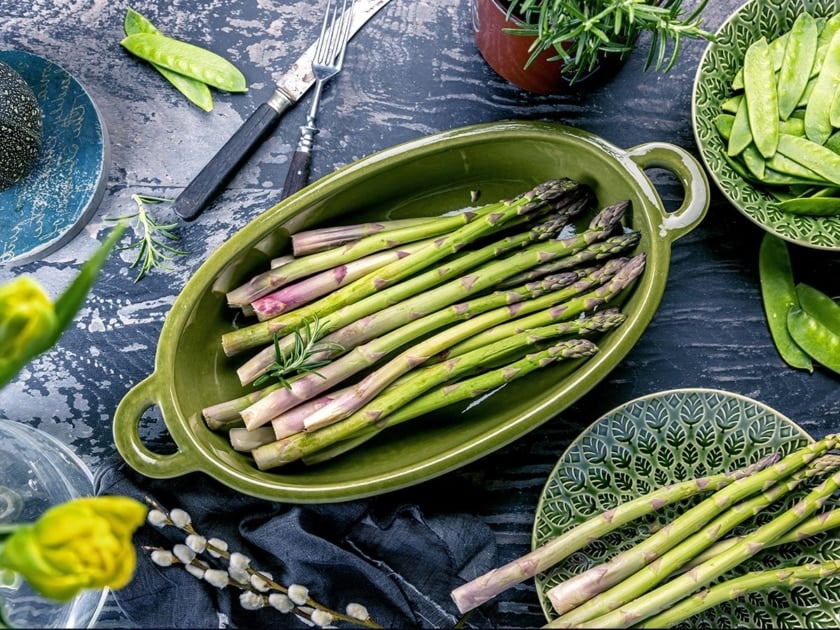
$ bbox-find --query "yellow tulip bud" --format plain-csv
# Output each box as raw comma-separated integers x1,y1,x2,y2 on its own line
0,277,57,378
0,496,148,601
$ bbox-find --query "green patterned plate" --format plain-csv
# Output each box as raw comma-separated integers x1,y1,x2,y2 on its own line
692,0,840,251
533,388,840,627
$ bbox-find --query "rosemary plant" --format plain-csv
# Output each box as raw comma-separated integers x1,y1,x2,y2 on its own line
504,0,713,83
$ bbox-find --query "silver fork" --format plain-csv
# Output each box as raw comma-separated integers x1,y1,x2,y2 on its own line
280,0,356,199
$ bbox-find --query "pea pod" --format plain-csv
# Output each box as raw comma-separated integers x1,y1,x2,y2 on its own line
121,32,247,93
777,196,840,215
805,28,840,144
743,37,780,158
787,307,840,374
778,12,818,120
727,97,752,156
777,133,840,185
797,283,840,335
124,8,213,112
759,234,813,372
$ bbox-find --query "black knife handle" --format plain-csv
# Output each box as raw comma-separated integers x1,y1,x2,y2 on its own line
174,93,293,221
280,149,312,200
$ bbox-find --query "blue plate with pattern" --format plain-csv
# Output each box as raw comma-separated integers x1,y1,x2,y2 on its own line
0,50,109,265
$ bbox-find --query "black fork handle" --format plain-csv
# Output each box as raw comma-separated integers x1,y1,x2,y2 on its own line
173,89,296,221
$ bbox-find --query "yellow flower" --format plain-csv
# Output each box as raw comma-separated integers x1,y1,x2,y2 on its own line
0,276,56,382
0,496,148,601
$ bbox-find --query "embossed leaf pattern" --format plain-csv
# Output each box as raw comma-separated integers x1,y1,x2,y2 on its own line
693,0,840,251
533,390,840,627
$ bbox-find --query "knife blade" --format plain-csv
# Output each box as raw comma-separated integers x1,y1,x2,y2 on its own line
173,0,394,221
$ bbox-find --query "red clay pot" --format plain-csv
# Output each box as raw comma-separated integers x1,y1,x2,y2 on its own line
470,0,619,94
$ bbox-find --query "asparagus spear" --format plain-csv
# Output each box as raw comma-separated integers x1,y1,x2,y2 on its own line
552,456,840,626
226,178,590,308
448,453,780,615
291,217,438,256
222,182,594,356
638,560,840,628
545,435,840,616
251,337,600,469
576,444,840,629
497,231,641,289
233,214,585,382
249,238,434,320
202,382,283,429
235,210,592,385
301,310,627,465
241,254,643,432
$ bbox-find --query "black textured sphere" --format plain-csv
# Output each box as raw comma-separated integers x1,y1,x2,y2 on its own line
0,60,43,190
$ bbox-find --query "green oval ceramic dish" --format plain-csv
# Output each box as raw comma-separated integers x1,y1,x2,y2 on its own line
113,121,709,503
693,0,840,251
533,388,840,627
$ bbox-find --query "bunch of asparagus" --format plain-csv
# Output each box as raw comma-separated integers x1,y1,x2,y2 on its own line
450,436,840,628
202,178,647,469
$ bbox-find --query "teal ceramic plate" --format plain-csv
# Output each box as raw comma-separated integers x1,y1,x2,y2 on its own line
692,0,840,251
0,50,109,265
114,121,709,503
533,388,840,627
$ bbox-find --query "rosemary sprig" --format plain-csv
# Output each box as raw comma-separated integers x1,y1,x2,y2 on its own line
253,315,344,389
505,0,713,83
107,194,190,282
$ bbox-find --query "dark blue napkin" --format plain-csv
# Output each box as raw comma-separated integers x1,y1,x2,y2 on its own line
94,455,497,629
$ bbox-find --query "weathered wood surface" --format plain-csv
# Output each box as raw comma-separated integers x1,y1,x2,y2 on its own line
1,0,839,626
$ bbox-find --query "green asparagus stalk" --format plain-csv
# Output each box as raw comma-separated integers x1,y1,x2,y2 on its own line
298,253,643,433
676,464,840,571
251,337,599,470
576,446,840,629
242,254,643,433
301,310,627,465
496,231,641,289
435,255,636,361
551,456,840,626
638,560,840,628
225,178,590,308
202,381,284,429
222,182,593,356
235,218,575,383
545,435,840,617
290,217,438,256
271,385,355,440
249,238,434,320
448,453,780,615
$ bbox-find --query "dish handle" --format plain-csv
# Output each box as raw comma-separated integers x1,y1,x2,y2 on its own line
626,142,710,242
113,375,200,479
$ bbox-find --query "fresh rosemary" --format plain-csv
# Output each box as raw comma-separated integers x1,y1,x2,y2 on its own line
253,315,344,389
107,194,190,282
504,0,713,83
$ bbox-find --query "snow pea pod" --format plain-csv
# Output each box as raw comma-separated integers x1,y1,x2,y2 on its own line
797,283,840,336
777,133,840,185
759,234,813,372
123,8,213,111
805,29,840,144
121,32,246,93
787,306,840,375
727,97,752,156
777,196,840,215
743,37,779,158
778,12,818,120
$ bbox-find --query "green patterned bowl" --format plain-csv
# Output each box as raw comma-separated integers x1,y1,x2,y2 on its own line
533,388,840,627
692,0,840,251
